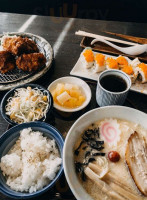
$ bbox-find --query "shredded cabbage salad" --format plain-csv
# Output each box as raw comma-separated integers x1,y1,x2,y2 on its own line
6,87,49,124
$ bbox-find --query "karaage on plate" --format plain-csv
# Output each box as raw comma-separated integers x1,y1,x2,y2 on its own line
2,36,39,56
0,51,16,73
16,53,46,72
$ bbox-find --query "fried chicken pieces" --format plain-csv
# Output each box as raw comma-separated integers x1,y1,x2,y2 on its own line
16,53,46,72
2,36,39,56
0,35,46,74
0,51,16,73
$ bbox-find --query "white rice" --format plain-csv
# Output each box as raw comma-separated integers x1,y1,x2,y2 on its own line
0,128,62,193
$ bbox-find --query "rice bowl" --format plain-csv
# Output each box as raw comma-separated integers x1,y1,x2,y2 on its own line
0,128,62,193
0,122,64,199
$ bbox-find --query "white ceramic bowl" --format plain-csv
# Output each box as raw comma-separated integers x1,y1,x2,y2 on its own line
63,106,147,200
48,76,91,112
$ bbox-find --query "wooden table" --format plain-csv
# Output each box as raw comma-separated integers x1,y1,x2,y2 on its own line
0,12,147,200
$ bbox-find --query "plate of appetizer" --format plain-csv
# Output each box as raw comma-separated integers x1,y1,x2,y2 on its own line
48,76,91,112
63,106,147,200
70,47,147,94
1,84,53,125
0,32,53,91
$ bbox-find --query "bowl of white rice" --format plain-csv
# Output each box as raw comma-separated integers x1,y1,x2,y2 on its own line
0,122,64,199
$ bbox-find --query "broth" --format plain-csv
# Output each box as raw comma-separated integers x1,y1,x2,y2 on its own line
74,119,147,200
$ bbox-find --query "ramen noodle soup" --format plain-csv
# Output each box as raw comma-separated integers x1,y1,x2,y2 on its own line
74,118,147,200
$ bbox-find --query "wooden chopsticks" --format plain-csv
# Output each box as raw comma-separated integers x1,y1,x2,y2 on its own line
75,30,137,46
104,31,147,44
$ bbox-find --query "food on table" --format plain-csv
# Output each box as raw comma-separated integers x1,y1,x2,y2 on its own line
121,65,133,75
74,118,147,200
79,48,147,86
2,36,39,56
16,53,46,72
125,131,147,196
100,119,121,146
108,151,120,162
106,57,119,69
87,159,109,179
5,86,49,124
51,83,86,108
87,162,138,200
84,167,125,200
121,64,138,83
80,48,94,68
135,63,147,83
131,57,141,68
0,35,46,74
57,91,71,105
0,128,62,193
94,53,105,72
116,56,128,67
74,125,105,182
0,51,16,73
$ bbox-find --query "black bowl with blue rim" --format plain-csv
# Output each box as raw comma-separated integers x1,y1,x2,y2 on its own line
1,84,53,126
0,121,64,199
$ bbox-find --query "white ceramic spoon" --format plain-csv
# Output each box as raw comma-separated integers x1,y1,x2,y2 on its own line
91,38,147,56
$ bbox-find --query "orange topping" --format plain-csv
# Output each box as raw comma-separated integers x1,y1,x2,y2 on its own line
106,58,118,69
83,49,94,62
116,56,128,66
95,54,105,66
122,65,134,75
138,63,147,78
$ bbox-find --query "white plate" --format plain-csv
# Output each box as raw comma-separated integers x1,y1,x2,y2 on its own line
48,76,92,112
70,51,147,94
63,106,147,200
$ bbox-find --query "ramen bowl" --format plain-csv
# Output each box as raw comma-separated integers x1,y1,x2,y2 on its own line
63,106,147,200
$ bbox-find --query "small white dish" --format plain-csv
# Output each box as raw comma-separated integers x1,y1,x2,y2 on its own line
48,76,92,112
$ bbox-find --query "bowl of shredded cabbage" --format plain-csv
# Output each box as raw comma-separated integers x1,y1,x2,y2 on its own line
1,84,53,125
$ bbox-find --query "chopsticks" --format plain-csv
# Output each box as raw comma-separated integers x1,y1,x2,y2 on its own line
75,30,137,46
104,31,147,44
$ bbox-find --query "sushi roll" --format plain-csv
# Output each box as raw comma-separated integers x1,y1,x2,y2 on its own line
94,53,106,73
121,65,137,83
80,48,94,69
106,57,119,70
116,56,129,68
131,57,140,69
135,63,147,83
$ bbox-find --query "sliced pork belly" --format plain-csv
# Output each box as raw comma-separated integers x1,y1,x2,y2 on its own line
125,131,147,196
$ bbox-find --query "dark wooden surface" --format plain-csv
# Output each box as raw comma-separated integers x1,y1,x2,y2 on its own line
0,12,147,200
